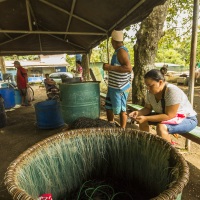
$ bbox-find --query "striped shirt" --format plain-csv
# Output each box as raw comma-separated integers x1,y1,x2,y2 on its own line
108,46,131,90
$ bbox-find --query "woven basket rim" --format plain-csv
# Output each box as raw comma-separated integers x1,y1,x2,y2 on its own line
4,128,189,200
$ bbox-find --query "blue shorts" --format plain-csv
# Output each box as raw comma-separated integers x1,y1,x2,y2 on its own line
165,116,198,134
105,87,129,115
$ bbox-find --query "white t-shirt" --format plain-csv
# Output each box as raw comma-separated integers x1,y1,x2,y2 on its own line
145,83,197,117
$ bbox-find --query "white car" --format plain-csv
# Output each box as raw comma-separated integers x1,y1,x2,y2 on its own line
49,72,73,84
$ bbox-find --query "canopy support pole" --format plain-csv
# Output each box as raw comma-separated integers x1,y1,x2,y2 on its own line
106,34,110,63
186,0,199,151
0,56,6,75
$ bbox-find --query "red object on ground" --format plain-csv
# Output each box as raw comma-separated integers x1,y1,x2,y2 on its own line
38,193,53,200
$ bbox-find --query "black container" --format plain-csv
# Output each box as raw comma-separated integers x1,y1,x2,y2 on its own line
61,75,81,83
0,96,7,128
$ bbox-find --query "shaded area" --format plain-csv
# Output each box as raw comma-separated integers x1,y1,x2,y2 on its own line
0,86,199,200
182,163,200,200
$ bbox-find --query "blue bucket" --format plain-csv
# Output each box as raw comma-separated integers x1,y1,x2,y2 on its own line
34,100,65,129
14,89,22,105
0,88,15,109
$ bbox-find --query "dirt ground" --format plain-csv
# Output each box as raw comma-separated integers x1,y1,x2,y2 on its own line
0,84,200,200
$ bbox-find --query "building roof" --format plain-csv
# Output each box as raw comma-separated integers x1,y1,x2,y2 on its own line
4,54,69,68
0,0,166,56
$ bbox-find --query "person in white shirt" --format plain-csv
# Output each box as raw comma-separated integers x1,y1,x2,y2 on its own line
129,68,197,143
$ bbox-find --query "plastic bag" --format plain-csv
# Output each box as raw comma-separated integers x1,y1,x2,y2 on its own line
161,113,186,125
26,87,34,103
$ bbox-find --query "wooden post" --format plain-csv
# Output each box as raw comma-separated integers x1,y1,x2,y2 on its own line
186,0,199,151
82,53,90,81
106,35,110,64
0,56,6,74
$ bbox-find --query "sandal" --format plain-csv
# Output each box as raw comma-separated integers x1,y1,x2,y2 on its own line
171,140,179,145
173,134,181,139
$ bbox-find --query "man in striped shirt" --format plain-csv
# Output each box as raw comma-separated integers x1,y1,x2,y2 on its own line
103,30,132,128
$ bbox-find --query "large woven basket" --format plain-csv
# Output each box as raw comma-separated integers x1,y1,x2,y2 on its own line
4,128,189,200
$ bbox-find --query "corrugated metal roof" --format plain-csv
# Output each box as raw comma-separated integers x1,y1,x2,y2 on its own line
0,0,166,56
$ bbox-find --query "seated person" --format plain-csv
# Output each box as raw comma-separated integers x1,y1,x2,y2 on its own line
129,68,197,144
44,74,59,93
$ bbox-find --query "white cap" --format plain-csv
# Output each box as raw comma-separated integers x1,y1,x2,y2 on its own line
111,30,124,42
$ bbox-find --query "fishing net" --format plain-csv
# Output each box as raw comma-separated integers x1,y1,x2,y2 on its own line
4,128,189,200
70,117,120,129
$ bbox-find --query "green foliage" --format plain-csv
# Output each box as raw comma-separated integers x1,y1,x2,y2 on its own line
90,39,134,66
157,29,187,65
124,25,138,43
157,27,200,66
66,54,76,71
166,0,193,35
155,0,200,66
90,39,113,63
4,55,39,61
156,48,185,65
124,42,134,65
66,54,75,66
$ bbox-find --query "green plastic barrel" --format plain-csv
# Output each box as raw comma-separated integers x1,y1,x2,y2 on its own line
60,81,100,124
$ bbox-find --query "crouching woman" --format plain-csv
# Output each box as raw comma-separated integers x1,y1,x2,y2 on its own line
129,69,198,143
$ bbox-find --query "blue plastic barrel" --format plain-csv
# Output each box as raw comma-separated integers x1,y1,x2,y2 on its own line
34,100,65,129
0,88,15,109
0,82,8,88
75,54,82,62
14,89,22,105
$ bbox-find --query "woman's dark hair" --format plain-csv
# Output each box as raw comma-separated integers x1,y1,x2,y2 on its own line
160,65,168,75
76,61,81,65
144,67,167,82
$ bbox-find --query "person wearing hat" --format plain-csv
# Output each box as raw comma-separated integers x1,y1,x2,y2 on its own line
13,61,30,106
103,30,132,128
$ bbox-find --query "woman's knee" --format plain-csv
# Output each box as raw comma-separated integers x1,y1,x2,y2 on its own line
156,123,169,136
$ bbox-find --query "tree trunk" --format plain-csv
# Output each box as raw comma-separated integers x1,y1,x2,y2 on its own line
132,1,169,105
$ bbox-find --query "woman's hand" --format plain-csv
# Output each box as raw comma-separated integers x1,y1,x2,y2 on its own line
129,111,147,124
135,116,147,124
129,111,139,120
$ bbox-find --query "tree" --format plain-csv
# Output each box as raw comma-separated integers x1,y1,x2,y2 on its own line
90,38,134,66
132,1,170,105
90,40,114,64
4,55,39,61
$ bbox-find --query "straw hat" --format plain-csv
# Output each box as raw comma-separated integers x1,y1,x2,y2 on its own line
111,30,124,42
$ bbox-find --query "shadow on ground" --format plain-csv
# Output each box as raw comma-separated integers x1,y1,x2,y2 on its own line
0,85,200,199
